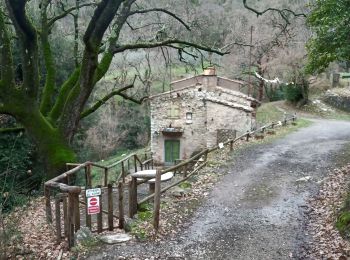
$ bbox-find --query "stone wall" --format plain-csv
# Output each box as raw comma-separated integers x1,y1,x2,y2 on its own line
150,84,255,164
150,86,208,164
206,101,251,147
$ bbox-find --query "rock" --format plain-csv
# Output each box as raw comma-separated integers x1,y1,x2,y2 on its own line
171,187,186,198
75,227,94,244
123,217,136,233
99,233,132,244
296,176,311,183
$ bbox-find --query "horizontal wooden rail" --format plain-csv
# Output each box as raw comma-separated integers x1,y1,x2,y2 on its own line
138,161,207,205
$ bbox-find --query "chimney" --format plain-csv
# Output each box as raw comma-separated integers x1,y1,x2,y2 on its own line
203,66,216,76
202,66,217,90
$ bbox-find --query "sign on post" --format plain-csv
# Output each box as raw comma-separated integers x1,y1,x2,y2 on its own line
86,188,101,197
87,196,100,215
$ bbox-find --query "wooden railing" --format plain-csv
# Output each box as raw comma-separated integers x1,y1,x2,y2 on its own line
44,114,297,248
44,152,153,248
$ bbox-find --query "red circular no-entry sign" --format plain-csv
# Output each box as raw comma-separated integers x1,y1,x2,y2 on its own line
89,197,98,206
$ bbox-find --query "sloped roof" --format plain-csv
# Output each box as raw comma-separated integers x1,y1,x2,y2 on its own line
205,97,254,112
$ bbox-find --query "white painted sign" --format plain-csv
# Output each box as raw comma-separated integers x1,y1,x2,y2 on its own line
86,188,101,197
87,196,100,215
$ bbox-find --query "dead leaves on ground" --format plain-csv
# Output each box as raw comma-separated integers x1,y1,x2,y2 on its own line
302,165,350,259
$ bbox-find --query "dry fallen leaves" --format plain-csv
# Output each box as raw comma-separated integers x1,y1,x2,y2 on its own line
301,165,350,259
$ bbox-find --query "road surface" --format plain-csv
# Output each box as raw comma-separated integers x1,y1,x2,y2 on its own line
86,119,350,260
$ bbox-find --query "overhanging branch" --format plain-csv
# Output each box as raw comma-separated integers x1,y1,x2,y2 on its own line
48,3,97,27
112,39,229,56
80,76,146,119
129,8,191,31
242,0,306,24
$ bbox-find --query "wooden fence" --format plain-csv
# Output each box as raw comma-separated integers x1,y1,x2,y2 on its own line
44,114,297,248
44,152,153,248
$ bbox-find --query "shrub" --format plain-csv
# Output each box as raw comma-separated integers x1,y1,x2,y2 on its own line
283,83,304,103
0,131,41,212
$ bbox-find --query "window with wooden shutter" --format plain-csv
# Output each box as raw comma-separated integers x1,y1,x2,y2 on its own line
167,105,180,119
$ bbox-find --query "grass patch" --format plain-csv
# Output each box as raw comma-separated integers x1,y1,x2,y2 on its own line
256,102,285,125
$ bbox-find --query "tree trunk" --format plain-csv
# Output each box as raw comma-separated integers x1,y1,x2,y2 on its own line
14,106,76,179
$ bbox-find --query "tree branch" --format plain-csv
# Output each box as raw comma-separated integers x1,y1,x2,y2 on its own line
0,8,15,89
80,80,141,119
83,0,123,51
242,0,306,24
49,67,80,122
92,0,136,84
112,39,229,56
6,0,39,99
39,0,57,115
0,127,25,134
47,3,97,27
129,8,191,31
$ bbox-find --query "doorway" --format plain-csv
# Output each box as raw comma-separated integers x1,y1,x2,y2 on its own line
164,140,180,165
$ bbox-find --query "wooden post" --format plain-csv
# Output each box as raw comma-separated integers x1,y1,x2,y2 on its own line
73,193,80,232
271,122,275,129
204,150,208,161
230,140,233,152
67,175,71,186
67,192,75,248
63,196,68,237
118,182,124,229
44,186,52,223
184,164,188,178
246,132,250,142
85,192,91,230
121,161,125,183
86,164,92,188
97,186,103,233
128,177,138,218
149,183,155,194
153,168,161,231
55,197,62,243
107,184,114,231
104,168,108,187
134,155,138,173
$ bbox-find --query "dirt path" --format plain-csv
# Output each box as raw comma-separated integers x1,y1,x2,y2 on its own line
86,119,350,260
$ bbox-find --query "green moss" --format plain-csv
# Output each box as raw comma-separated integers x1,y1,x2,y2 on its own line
15,108,76,178
179,181,192,189
337,211,350,238
138,202,152,212
93,52,113,84
40,34,57,116
336,190,350,239
49,67,80,122
138,211,153,221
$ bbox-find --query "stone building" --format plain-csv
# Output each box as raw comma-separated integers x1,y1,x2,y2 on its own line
149,68,259,165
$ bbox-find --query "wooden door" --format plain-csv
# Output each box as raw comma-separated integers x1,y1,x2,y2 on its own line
164,140,180,165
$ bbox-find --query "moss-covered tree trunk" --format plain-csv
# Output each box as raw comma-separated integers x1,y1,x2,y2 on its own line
0,0,226,179
8,100,76,178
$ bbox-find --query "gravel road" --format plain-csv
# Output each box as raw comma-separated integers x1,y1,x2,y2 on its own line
86,119,350,260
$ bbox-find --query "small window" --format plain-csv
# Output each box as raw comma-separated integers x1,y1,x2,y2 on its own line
186,112,193,124
167,105,180,119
